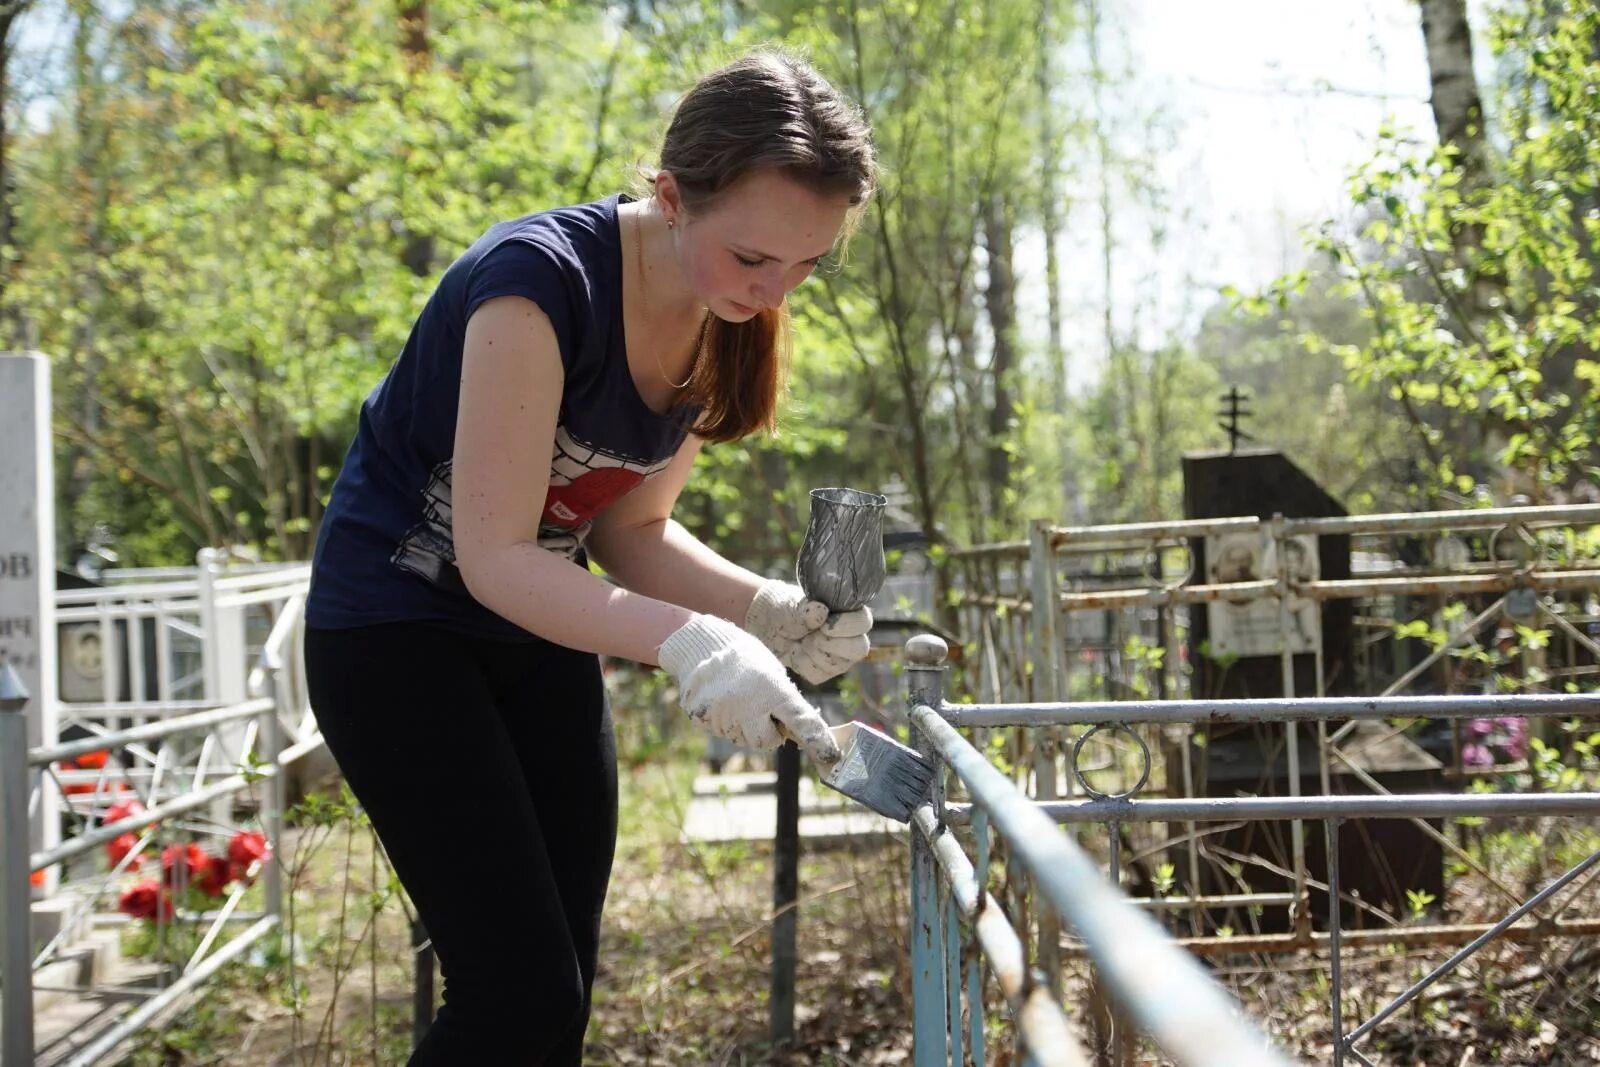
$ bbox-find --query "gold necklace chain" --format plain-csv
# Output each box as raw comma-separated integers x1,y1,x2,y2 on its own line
632,205,708,391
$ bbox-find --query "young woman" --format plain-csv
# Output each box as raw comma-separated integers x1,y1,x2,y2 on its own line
302,48,878,1064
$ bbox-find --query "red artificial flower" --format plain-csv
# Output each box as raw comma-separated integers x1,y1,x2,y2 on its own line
59,749,112,794
118,879,174,921
29,869,45,888
103,798,146,826
198,854,233,898
161,843,209,887
58,760,96,795
227,830,270,880
106,832,144,871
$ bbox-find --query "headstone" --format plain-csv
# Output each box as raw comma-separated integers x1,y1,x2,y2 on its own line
0,353,60,896
1177,447,1441,931
1182,447,1353,697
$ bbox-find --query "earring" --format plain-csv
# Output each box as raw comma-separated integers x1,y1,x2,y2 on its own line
666,219,675,229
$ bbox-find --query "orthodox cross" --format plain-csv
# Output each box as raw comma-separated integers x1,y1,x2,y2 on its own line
1217,386,1255,454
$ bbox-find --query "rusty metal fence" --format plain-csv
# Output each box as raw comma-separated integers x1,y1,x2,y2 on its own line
906,503,1600,1063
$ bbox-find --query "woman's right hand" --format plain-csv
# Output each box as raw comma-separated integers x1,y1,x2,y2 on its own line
657,615,842,764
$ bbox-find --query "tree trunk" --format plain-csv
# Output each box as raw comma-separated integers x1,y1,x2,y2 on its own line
1419,0,1496,315
982,193,1017,522
398,1,433,277
1036,0,1066,415
65,0,104,545
1419,0,1489,189
940,246,988,544
1089,0,1128,521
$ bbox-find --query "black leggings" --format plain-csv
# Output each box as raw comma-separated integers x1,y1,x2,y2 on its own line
304,622,617,1066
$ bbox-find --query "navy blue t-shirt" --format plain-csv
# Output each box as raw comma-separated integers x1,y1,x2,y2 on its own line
306,193,698,641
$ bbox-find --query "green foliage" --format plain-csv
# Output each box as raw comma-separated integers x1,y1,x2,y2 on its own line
1404,886,1436,919
1263,0,1600,505
34,0,1596,602
1121,632,1166,698
10,0,1103,573
1152,861,1176,896
1071,341,1225,521
14,1,649,560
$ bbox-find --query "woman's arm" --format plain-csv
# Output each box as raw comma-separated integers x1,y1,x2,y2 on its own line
451,295,695,666
585,434,767,624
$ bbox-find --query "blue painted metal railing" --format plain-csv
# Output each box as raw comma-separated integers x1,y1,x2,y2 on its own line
904,634,1296,1067
901,633,1600,1066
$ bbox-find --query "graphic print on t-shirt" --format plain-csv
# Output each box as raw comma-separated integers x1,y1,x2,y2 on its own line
540,425,673,557
391,426,673,588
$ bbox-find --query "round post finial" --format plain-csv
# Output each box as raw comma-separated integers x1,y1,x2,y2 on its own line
904,634,949,667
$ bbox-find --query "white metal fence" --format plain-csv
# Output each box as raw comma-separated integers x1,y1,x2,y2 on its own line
1,552,318,1065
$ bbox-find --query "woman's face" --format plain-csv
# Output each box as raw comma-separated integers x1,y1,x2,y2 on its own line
661,169,854,323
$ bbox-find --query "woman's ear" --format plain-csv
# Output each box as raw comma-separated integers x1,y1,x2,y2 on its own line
655,170,685,226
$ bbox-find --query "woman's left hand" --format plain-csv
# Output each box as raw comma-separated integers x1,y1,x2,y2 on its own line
745,580,873,685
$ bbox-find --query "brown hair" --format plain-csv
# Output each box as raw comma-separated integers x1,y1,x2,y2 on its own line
654,47,876,442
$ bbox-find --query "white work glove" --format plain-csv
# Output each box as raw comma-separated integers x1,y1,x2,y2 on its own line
744,580,873,686
658,614,842,763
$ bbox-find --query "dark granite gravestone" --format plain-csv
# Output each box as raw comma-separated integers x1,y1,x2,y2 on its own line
1173,448,1444,933
1183,447,1354,699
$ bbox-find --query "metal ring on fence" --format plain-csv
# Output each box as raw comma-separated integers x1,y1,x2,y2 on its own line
1489,522,1540,575
1071,723,1152,801
1162,542,1196,593
1136,541,1196,593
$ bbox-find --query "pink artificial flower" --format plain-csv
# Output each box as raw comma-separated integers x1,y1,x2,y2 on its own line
1499,718,1529,761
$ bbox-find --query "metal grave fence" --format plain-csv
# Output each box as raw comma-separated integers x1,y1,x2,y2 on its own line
2,553,318,1065
914,503,1600,1063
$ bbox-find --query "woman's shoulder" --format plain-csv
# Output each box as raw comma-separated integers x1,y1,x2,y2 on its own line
474,193,627,264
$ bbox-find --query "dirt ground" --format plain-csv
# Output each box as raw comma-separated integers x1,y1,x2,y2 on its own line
119,738,1600,1066
121,741,919,1066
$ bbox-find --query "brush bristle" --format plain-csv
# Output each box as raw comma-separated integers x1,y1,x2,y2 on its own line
821,723,937,823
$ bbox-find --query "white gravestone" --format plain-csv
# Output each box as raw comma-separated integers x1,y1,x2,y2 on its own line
0,354,60,896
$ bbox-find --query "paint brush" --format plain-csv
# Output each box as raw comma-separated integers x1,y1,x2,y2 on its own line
779,719,938,823
817,720,938,823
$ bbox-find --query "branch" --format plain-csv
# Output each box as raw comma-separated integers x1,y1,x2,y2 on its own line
56,408,215,545
575,31,625,203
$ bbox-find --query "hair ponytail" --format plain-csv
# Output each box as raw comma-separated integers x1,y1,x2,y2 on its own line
680,305,790,443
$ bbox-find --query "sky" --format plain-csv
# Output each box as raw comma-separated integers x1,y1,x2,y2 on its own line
1018,0,1494,388
1130,0,1438,289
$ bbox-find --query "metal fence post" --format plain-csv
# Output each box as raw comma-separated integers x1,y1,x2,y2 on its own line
1,659,36,1067
1270,514,1309,938
907,635,950,1066
258,653,285,926
1327,818,1344,1067
769,736,801,1049
196,548,222,702
1026,522,1063,998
